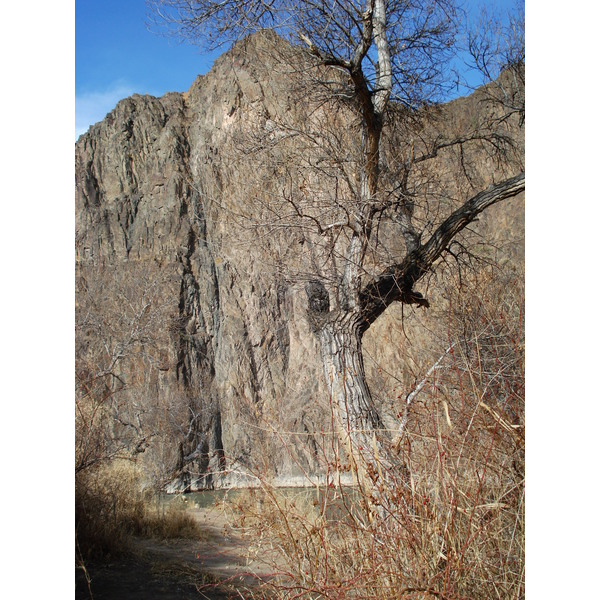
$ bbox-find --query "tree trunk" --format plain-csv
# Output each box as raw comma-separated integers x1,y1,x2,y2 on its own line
318,313,391,487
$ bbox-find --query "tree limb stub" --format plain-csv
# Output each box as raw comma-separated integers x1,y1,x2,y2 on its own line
359,172,525,330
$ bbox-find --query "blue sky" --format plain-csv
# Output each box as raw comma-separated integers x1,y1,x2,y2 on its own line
76,0,221,138
75,0,521,139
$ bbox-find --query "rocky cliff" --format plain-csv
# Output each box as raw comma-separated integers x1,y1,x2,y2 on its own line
75,31,524,491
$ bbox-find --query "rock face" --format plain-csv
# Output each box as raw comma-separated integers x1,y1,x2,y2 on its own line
75,31,524,490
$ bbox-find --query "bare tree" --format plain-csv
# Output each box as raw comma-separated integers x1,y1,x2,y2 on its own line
463,0,524,128
148,0,524,497
75,265,181,477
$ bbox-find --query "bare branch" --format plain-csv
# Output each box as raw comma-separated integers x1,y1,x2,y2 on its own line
360,172,524,328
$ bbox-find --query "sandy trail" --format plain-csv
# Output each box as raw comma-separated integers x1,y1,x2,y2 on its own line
75,503,283,600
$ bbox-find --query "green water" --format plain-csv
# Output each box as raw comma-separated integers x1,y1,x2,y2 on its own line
160,488,252,509
161,487,319,508
160,486,361,521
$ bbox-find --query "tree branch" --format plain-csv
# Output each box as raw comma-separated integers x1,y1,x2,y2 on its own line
395,342,455,441
359,172,524,329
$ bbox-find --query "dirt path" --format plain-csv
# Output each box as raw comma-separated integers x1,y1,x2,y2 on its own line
75,504,283,600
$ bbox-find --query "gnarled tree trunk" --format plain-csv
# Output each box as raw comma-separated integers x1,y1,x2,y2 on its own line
314,173,526,502
318,313,392,492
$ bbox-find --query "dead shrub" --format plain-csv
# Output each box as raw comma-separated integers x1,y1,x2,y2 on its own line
229,270,524,599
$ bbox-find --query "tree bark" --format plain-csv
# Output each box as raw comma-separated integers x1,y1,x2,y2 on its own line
318,313,390,484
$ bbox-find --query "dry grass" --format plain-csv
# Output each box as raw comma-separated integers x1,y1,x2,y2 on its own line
231,410,523,598
75,459,202,561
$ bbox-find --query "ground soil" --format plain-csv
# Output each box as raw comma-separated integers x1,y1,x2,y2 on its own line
75,503,282,600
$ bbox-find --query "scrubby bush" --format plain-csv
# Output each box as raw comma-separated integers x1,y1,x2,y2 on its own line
229,269,524,599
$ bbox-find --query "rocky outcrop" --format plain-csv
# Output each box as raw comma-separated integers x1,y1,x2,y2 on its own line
75,31,523,490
